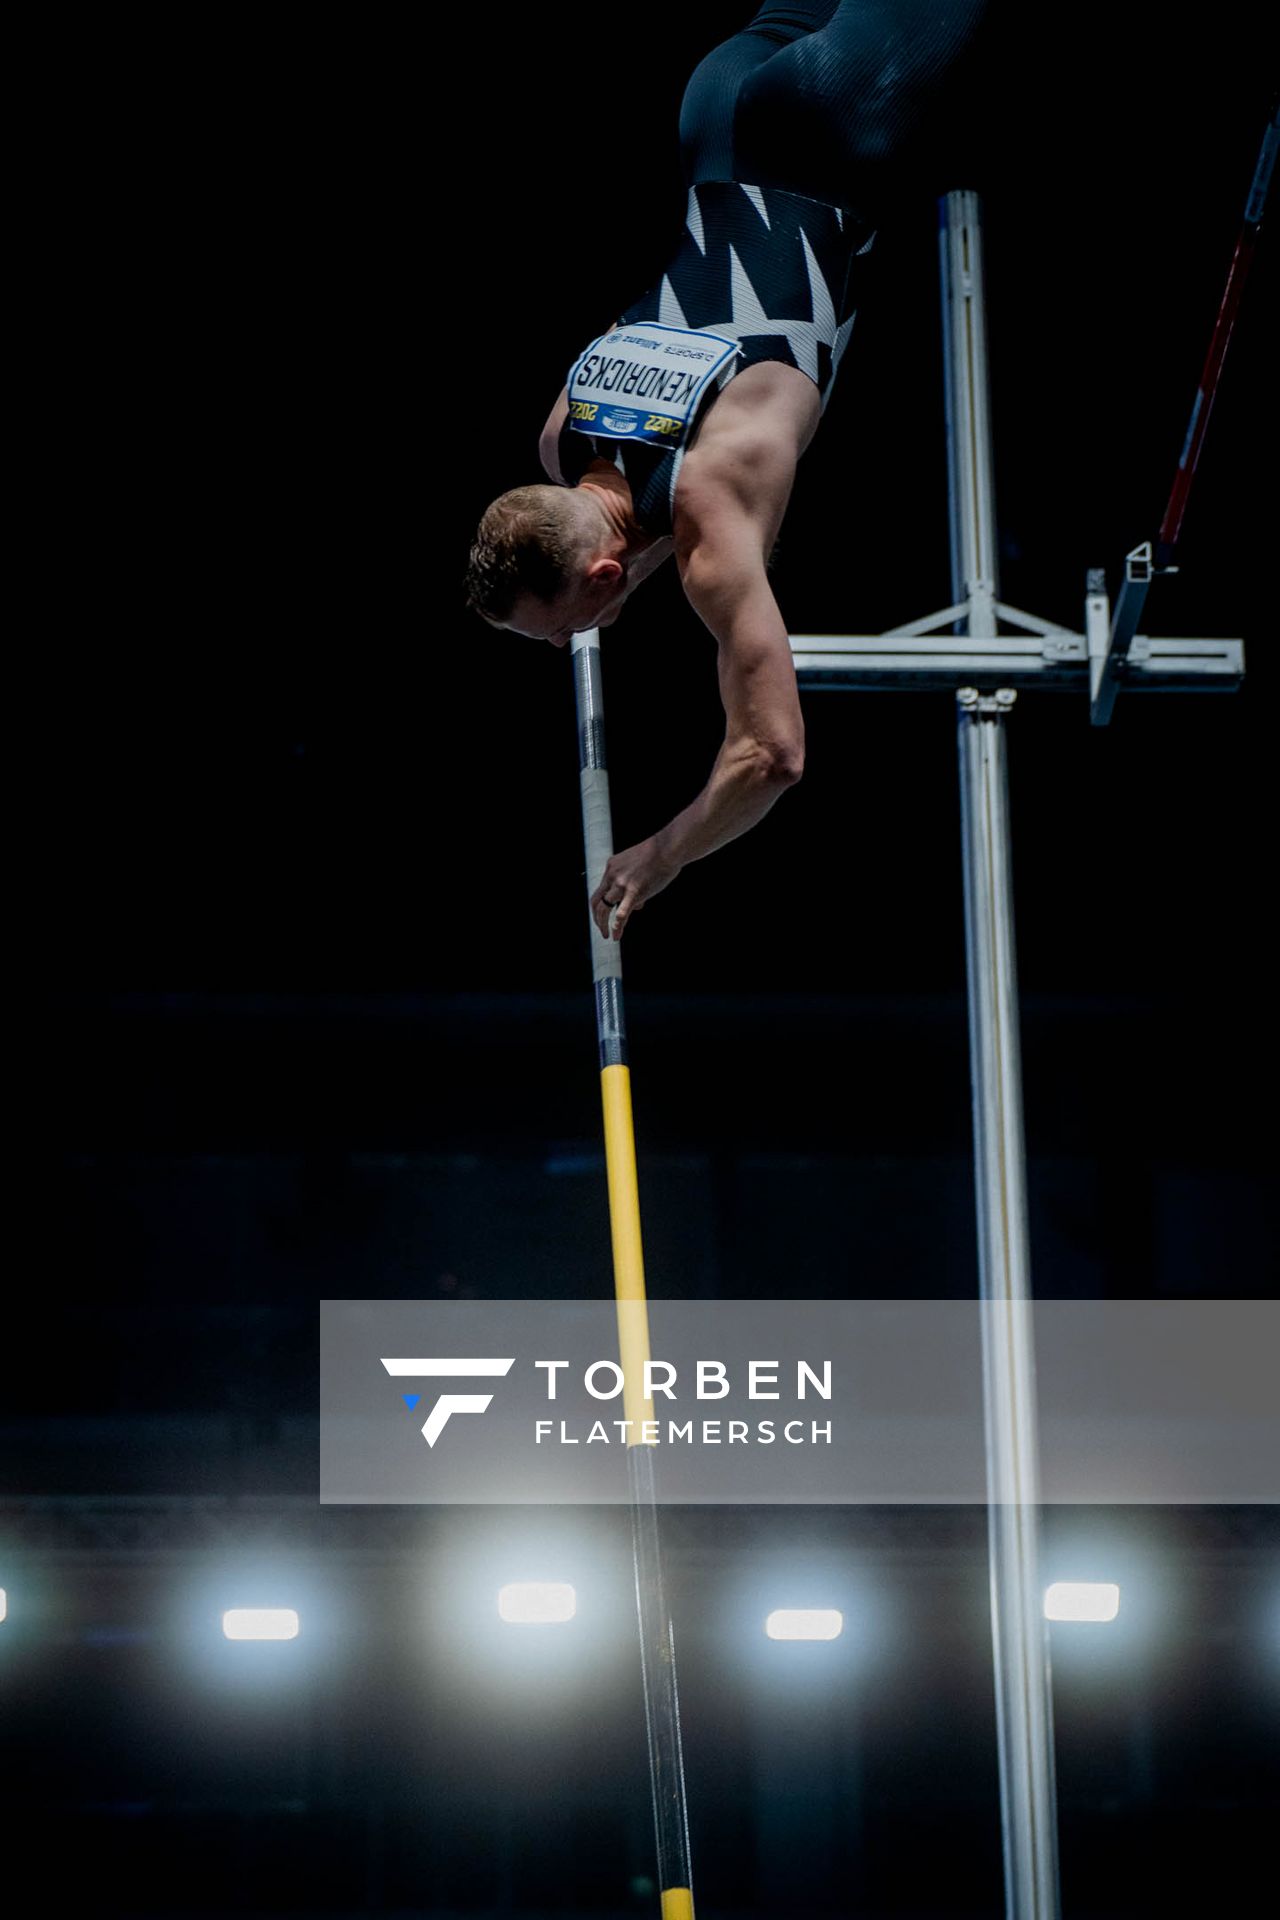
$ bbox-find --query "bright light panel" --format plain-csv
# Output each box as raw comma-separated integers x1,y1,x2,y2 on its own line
765,1608,844,1641
1044,1582,1120,1622
0,1588,6,1624
498,1583,576,1624
221,1607,300,1641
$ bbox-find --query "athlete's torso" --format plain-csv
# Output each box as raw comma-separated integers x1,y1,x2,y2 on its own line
560,180,875,537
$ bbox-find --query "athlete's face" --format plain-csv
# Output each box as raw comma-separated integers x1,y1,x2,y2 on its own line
504,558,631,648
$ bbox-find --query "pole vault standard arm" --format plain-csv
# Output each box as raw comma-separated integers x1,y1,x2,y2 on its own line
1156,100,1277,564
569,628,696,1920
1091,101,1276,727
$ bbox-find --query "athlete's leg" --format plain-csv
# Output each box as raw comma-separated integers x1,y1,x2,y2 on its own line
678,3,840,186
733,0,994,214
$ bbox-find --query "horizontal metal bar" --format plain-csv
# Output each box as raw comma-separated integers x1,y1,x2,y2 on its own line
792,634,1242,694
796,663,1085,690
792,635,1079,658
1128,639,1246,684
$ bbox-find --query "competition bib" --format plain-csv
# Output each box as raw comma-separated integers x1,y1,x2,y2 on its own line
566,322,742,450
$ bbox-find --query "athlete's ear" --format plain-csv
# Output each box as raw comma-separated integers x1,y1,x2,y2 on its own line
585,555,625,591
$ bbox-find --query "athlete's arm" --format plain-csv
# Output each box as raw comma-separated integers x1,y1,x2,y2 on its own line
654,520,804,866
539,384,628,489
540,314,628,483
587,444,804,941
539,387,570,483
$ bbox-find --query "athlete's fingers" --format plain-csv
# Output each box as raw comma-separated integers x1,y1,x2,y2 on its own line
589,872,612,936
612,881,641,940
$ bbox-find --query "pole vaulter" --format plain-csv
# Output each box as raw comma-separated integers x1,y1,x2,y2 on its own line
464,15,1266,1920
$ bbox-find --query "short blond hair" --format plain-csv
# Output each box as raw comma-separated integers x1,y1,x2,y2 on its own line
464,485,591,624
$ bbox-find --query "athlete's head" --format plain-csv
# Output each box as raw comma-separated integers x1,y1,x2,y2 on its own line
464,484,630,647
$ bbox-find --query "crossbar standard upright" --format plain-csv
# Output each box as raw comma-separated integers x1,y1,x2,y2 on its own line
791,188,1245,1920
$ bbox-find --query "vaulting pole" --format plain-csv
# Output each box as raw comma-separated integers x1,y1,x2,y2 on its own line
571,628,694,1920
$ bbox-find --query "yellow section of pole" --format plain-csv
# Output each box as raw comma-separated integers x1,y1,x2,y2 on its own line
660,1889,695,1920
599,1062,656,1436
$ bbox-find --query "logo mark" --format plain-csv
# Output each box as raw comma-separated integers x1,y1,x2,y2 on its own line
381,1357,515,1446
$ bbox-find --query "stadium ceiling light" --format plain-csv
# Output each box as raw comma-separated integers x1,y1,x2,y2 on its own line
498,1583,577,1624
221,1608,300,1641
765,1608,844,1641
1044,1583,1120,1623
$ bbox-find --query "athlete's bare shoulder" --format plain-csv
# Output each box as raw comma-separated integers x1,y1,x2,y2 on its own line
674,363,820,557
688,361,822,466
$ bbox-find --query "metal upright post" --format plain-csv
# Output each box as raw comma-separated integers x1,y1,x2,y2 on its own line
940,191,1001,639
942,190,1062,1920
789,170,1245,1914
957,684,1062,1920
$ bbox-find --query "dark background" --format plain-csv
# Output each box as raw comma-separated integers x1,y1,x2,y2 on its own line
11,5,1278,1916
